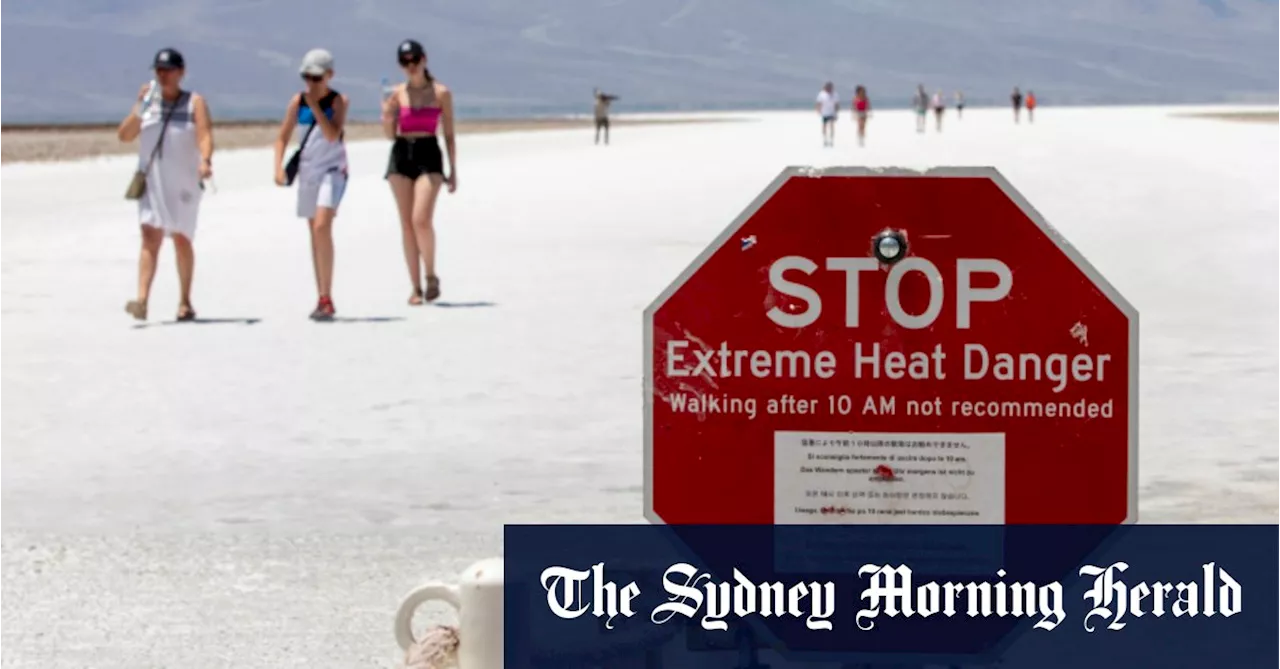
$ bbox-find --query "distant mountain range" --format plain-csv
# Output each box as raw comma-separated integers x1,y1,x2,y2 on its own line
2,0,1277,124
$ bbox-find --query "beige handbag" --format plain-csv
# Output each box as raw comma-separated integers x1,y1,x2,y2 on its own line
125,95,180,201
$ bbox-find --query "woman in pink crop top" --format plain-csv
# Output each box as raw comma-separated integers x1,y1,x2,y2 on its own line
382,38,456,305
852,85,870,147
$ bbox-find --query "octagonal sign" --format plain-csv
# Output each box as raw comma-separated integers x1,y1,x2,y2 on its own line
644,166,1137,526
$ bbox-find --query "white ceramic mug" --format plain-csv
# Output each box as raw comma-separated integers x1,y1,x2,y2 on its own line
395,557,504,669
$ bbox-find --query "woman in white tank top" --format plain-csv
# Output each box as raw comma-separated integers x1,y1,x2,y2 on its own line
116,47,214,322
273,48,349,321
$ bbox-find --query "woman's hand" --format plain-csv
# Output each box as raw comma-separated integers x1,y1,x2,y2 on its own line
381,94,399,119
446,173,457,193
199,158,213,180
274,167,287,187
136,83,152,103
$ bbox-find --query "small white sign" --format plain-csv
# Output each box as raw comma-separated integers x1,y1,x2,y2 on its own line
774,431,1007,575
774,431,1006,524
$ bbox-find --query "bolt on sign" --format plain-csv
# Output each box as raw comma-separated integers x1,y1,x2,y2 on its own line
644,167,1137,527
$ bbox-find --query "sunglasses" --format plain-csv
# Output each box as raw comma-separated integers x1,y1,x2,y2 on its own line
301,73,324,83
398,55,423,67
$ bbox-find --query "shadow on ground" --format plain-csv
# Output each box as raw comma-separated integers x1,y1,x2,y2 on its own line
323,316,406,323
430,301,497,308
133,317,262,329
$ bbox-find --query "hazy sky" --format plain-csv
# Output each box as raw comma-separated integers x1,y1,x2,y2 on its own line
2,0,1277,122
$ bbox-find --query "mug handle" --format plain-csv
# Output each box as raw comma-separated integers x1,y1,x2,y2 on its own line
394,583,461,651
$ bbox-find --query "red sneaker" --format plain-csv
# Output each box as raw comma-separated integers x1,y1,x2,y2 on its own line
310,296,335,321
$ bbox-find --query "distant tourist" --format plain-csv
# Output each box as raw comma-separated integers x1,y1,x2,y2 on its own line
1026,90,1038,123
1012,86,1024,124
117,47,213,322
852,85,870,147
593,88,620,145
932,90,946,132
816,81,838,147
955,90,965,119
383,39,457,305
913,85,929,133
273,48,349,321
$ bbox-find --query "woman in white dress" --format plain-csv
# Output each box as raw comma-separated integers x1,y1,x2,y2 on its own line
116,48,214,321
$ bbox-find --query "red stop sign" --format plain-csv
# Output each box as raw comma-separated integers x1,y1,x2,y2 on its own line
644,167,1137,526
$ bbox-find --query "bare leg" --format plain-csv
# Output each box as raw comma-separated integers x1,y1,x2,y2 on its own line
172,232,195,310
310,208,336,297
389,174,422,302
411,174,445,298
136,225,165,302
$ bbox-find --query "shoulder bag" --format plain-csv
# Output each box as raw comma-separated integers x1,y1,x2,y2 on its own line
283,94,317,186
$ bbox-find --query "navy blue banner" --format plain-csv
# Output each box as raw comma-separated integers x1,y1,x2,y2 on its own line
504,525,1277,668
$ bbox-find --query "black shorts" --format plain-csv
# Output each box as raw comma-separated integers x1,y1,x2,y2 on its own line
595,116,610,130
386,136,444,180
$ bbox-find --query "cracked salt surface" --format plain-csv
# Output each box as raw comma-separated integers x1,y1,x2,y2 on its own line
3,105,1276,667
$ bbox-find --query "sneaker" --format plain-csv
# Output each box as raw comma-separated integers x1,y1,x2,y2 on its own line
310,296,335,321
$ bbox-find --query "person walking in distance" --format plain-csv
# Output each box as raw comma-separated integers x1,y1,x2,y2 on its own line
273,49,349,321
932,89,946,132
593,88,619,145
852,85,870,147
117,48,214,322
1026,90,1038,123
1011,86,1024,124
955,90,965,120
913,84,929,133
383,39,457,305
816,81,838,147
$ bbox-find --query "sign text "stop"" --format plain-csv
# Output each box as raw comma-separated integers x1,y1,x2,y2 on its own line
767,256,1011,330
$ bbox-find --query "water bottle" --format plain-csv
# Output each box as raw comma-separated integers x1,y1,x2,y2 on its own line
140,79,159,113
380,76,394,101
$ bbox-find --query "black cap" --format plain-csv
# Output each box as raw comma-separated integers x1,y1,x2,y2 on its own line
153,48,185,70
397,39,425,61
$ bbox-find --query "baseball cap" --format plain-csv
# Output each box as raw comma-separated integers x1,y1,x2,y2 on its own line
397,39,425,62
153,48,185,70
299,48,335,76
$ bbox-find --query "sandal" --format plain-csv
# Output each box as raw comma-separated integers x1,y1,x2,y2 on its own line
408,288,424,306
176,303,197,322
125,299,148,321
425,275,441,302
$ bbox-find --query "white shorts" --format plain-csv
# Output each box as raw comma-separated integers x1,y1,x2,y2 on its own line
297,170,347,219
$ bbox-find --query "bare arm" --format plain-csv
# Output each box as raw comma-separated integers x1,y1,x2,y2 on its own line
118,107,143,143
308,92,345,143
381,85,401,140
117,83,150,143
273,95,300,175
192,94,214,167
440,86,457,181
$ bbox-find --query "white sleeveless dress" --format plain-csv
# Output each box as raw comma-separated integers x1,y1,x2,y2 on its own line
137,91,202,239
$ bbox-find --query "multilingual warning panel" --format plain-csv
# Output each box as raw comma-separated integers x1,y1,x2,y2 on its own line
643,167,1138,526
